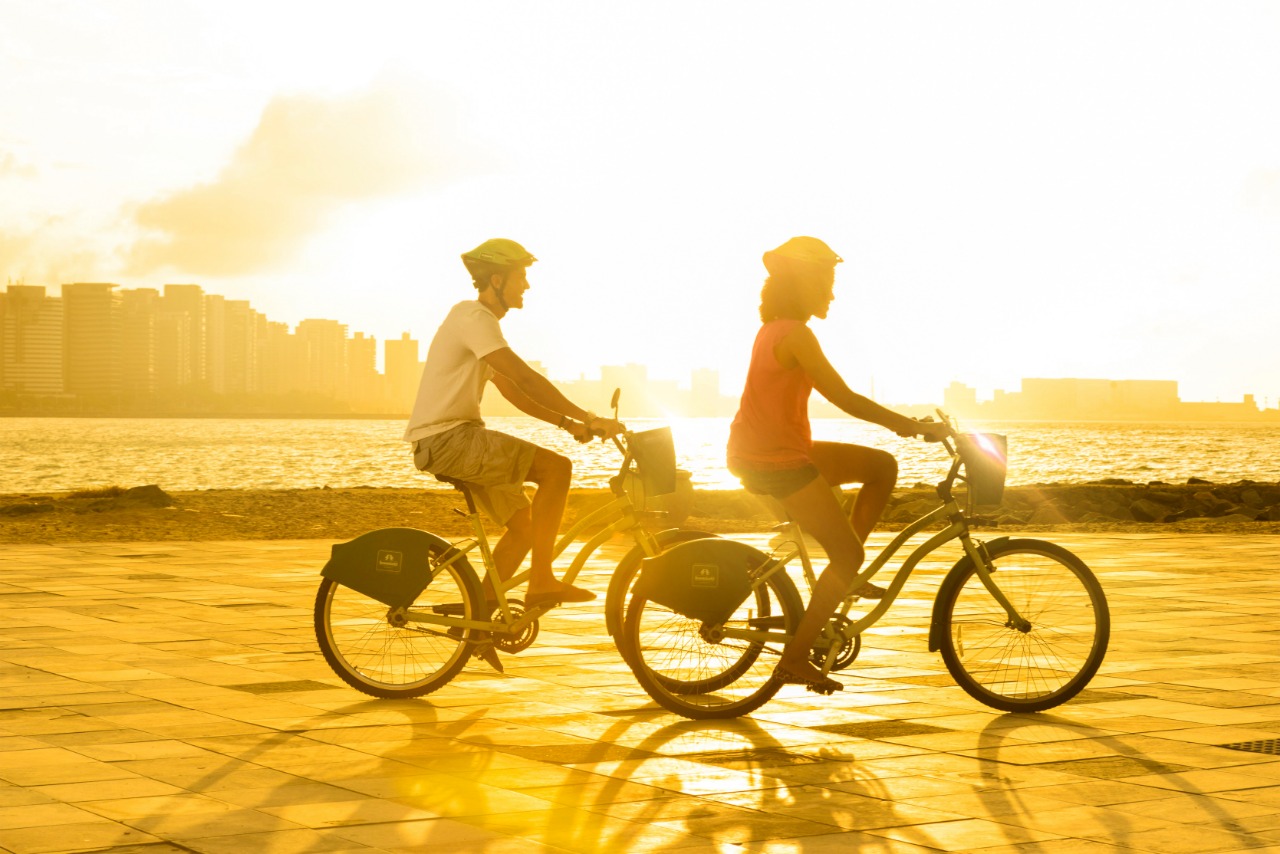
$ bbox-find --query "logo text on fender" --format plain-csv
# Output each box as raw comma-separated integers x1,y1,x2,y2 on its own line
691,564,719,588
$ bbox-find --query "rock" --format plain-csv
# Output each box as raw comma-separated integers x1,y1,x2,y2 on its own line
121,485,174,508
1241,488,1263,508
0,502,55,516
1078,512,1115,523
1187,477,1214,485
1165,508,1204,522
1129,499,1169,523
1028,505,1069,525
1192,492,1235,517
1219,513,1259,523
889,499,934,523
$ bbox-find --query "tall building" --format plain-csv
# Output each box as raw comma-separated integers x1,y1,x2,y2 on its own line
61,283,121,397
346,331,381,411
119,288,159,397
161,284,206,387
295,318,348,400
384,332,420,414
254,318,299,395
205,297,257,395
0,286,64,395
154,309,192,391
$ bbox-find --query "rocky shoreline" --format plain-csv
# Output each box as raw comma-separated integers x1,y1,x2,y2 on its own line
1,479,1279,544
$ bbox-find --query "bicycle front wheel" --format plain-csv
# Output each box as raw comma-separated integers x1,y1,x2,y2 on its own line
937,539,1109,713
624,570,802,719
315,554,483,699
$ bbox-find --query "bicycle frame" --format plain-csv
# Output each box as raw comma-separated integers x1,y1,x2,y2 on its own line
717,432,1031,661
398,436,670,639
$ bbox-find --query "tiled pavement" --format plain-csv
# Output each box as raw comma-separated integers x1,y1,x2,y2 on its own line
1,530,1279,853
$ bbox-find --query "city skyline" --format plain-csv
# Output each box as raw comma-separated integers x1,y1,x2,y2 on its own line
2,4,1279,408
3,281,1277,421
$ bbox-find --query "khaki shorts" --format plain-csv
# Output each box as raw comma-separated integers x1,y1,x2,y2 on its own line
412,422,537,525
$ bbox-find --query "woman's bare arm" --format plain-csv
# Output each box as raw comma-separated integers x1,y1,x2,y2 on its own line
779,325,922,437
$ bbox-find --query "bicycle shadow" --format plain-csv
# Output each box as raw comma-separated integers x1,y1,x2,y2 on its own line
921,710,1279,851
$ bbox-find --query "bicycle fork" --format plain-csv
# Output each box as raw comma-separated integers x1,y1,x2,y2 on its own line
959,534,1031,633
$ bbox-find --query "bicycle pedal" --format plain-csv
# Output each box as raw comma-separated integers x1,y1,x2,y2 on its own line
472,644,504,674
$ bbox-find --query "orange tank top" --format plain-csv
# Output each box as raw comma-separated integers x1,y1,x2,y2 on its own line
727,319,813,469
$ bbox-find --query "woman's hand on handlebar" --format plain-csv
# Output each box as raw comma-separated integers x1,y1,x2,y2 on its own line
897,417,950,443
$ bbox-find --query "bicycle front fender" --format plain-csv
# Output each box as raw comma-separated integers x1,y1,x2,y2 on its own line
321,527,476,609
928,536,1011,652
605,528,715,638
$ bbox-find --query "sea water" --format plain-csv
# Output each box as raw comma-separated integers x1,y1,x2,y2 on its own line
4,416,1279,494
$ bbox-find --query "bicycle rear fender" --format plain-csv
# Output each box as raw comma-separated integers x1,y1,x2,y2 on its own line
633,538,768,625
605,529,715,638
928,536,1010,652
321,527,474,609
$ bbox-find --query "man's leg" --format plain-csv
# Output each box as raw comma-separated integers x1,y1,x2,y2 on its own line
488,508,532,601
522,446,593,603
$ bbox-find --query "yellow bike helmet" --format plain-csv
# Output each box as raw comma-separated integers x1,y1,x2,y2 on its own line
461,238,537,274
762,236,842,276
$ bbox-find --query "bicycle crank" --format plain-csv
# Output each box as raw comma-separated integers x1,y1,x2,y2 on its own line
811,615,862,672
491,599,539,653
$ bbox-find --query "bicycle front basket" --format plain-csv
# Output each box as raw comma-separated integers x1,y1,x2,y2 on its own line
956,433,1007,507
629,426,677,497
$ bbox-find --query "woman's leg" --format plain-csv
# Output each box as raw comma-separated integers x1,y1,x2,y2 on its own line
809,442,899,541
774,474,865,688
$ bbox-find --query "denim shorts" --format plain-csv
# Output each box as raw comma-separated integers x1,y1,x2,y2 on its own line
728,461,820,500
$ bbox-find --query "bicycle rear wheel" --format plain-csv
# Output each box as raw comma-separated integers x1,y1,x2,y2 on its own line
315,553,483,699
623,570,802,719
937,538,1109,712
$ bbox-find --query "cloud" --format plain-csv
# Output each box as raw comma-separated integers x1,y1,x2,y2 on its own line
0,151,38,179
0,220,107,286
126,78,472,277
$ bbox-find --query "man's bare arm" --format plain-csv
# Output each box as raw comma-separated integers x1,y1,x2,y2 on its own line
484,348,593,423
490,372,567,424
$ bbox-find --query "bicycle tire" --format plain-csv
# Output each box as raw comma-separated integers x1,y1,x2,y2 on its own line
315,548,484,699
623,568,803,719
937,538,1109,713
605,528,715,660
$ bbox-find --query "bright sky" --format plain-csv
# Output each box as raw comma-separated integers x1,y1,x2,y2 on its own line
3,1,1279,406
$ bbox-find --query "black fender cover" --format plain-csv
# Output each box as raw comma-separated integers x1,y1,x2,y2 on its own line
320,527,473,609
632,538,769,625
928,536,1011,652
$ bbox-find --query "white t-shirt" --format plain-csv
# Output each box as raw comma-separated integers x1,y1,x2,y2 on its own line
404,300,509,443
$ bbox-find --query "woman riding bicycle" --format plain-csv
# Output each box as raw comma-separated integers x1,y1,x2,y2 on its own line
727,236,948,694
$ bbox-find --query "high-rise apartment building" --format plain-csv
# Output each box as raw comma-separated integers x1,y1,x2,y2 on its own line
62,283,121,397
161,284,206,387
384,332,420,413
204,295,259,395
295,318,348,400
0,286,64,395
347,332,381,411
119,288,159,397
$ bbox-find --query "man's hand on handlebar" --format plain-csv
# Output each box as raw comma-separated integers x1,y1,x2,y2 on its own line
567,415,626,444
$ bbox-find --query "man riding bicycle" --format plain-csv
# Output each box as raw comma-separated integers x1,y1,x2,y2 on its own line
405,238,624,610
